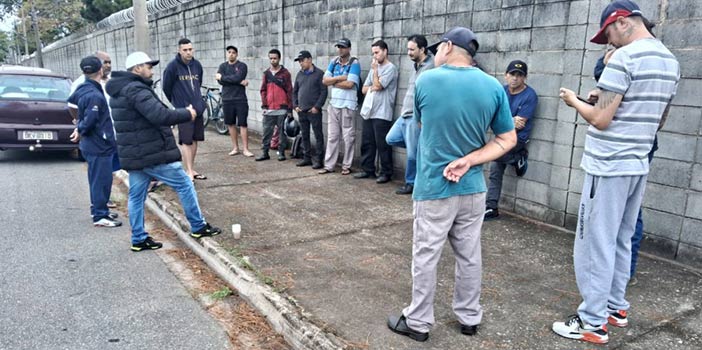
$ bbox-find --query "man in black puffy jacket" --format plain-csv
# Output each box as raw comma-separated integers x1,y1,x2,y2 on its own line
105,51,221,252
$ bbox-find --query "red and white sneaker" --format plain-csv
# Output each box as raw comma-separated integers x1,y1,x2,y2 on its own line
608,309,629,328
552,314,609,344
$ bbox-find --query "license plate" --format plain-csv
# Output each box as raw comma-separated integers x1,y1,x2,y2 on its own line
20,130,54,140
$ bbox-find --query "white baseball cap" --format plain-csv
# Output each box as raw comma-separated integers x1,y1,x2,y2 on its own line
125,51,160,69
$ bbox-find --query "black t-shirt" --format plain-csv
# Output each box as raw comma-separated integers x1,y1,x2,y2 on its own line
217,61,248,102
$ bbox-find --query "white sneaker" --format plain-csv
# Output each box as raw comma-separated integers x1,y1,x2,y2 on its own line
607,308,629,328
94,217,122,227
552,314,608,344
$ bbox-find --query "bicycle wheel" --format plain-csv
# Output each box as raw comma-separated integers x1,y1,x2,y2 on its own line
202,98,211,127
214,107,229,135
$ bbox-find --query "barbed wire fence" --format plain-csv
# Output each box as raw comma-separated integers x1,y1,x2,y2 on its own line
41,0,194,52
96,0,194,29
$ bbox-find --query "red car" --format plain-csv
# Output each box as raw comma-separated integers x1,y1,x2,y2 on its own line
0,65,76,153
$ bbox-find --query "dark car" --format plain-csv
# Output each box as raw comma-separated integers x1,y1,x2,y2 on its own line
0,65,76,153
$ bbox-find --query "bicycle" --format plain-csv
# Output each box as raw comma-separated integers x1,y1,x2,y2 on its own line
201,85,228,135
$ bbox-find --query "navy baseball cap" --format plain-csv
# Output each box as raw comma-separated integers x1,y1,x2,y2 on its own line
506,60,528,75
294,50,312,61
427,27,479,56
80,55,102,74
335,38,351,48
590,0,644,44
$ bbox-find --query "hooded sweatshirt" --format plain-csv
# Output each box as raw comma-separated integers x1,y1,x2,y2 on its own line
260,66,293,111
67,78,116,156
105,71,192,170
162,54,206,115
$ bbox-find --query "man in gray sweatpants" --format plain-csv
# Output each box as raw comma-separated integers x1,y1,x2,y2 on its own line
552,0,679,345
386,27,516,342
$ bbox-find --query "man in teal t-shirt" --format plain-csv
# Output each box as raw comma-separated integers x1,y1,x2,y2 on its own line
386,27,516,342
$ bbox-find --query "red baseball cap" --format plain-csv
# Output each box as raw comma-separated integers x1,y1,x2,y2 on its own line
590,0,643,45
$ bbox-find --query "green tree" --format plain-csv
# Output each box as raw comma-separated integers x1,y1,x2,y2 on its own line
81,0,131,23
0,30,12,62
14,0,88,50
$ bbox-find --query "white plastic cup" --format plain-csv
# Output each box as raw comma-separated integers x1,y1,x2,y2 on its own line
232,224,241,239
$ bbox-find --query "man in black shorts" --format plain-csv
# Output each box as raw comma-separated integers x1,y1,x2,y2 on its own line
163,38,208,180
216,45,253,157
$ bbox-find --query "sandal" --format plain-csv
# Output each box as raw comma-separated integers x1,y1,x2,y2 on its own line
341,168,351,175
242,150,254,157
317,169,334,174
193,174,208,180
228,149,240,156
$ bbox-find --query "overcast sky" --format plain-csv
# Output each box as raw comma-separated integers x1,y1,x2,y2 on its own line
0,15,17,32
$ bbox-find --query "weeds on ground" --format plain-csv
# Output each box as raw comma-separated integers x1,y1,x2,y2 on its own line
210,286,233,300
225,246,288,293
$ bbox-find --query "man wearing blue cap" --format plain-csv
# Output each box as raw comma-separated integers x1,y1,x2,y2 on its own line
554,0,679,344
387,27,516,341
68,55,120,227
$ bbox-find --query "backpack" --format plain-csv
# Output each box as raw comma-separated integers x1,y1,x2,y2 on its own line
331,56,364,105
290,134,303,159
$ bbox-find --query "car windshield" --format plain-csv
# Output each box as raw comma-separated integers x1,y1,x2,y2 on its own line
0,74,71,102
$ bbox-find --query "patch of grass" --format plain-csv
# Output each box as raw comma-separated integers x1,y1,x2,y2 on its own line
210,286,232,300
225,245,283,292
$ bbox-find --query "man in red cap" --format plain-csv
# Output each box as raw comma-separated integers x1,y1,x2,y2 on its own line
553,0,679,344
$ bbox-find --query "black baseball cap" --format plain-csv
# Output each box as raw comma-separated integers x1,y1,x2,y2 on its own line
427,27,479,56
591,0,644,44
335,38,351,48
294,50,312,61
80,55,102,74
506,60,528,75
225,45,238,52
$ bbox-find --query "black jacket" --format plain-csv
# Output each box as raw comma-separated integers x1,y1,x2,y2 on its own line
105,71,192,170
67,79,116,156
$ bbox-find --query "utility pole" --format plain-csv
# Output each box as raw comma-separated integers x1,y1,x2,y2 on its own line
29,0,43,68
19,6,29,57
133,0,150,54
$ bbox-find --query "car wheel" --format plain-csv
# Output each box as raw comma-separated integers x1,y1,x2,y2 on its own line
69,149,85,161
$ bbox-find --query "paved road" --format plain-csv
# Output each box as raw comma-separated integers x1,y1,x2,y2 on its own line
0,150,230,350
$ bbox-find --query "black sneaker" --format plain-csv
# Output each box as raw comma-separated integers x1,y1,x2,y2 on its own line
484,208,499,220
191,223,222,238
108,211,119,220
396,184,413,195
255,154,270,161
296,159,312,167
131,236,163,252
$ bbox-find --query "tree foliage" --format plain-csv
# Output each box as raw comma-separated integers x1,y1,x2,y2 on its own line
81,0,132,23
0,30,11,62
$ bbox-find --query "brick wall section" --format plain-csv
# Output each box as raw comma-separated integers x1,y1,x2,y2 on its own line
25,0,702,267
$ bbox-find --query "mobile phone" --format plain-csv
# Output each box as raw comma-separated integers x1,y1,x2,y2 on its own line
577,95,595,106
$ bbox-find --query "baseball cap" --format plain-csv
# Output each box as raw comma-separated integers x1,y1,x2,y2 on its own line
590,0,643,44
506,60,528,75
80,55,102,74
225,45,237,52
294,50,312,61
427,27,480,56
125,51,160,69
335,38,351,48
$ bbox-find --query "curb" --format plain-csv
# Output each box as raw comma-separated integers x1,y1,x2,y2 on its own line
115,170,346,350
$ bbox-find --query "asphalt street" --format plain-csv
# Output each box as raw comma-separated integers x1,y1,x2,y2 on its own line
0,150,230,350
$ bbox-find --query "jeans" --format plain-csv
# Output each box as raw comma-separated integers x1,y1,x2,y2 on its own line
85,153,114,222
630,136,658,277
386,116,420,185
360,118,393,176
127,162,206,244
298,111,324,164
262,112,288,154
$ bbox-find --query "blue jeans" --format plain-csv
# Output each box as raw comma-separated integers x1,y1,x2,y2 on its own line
84,153,113,222
127,162,206,244
630,136,658,277
386,116,420,184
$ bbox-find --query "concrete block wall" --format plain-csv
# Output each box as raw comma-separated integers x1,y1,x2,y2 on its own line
25,0,702,267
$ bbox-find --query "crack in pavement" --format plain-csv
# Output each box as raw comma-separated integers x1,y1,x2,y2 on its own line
610,303,702,349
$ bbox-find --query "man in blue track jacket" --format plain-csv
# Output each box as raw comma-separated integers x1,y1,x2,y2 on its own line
68,55,121,227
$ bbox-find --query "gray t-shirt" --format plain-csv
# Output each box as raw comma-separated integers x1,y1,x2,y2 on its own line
400,55,434,117
583,38,679,176
363,61,398,121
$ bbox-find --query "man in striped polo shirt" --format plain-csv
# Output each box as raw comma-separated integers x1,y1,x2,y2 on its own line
552,0,679,345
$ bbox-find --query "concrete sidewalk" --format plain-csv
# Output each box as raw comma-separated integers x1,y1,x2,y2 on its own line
156,129,702,349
